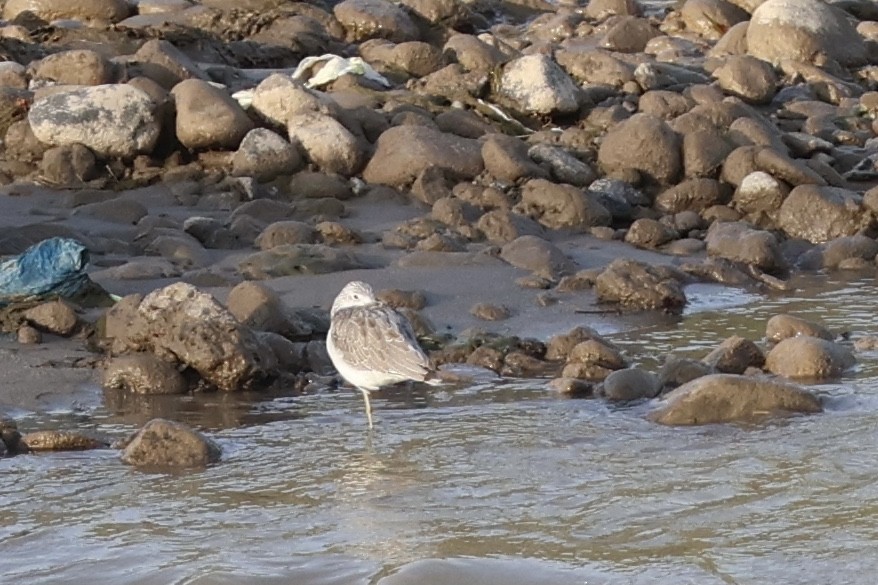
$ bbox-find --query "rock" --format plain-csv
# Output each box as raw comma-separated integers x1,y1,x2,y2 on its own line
133,39,207,89
39,144,98,188
682,129,735,178
499,235,574,277
765,314,833,343
232,128,303,180
238,244,369,279
333,0,419,42
819,235,878,270
102,354,188,394
172,79,253,150
654,178,731,213
765,336,855,380
650,373,822,425
21,430,107,451
363,125,483,187
376,288,427,310
712,55,777,104
755,148,825,187
600,16,660,53
681,0,749,40
599,367,660,401
595,259,687,313
548,376,595,396
104,284,275,392
24,300,78,336
17,325,41,344
121,418,221,468
528,144,597,187
477,210,545,244
746,0,867,67
255,221,318,249
226,280,317,339
498,55,580,115
249,74,335,127
705,221,782,271
75,198,147,224
471,303,511,321
777,185,873,244
546,325,606,360
624,218,677,249
732,171,788,215
442,34,507,71
562,339,626,381
28,85,160,158
4,0,130,23
29,49,115,86
702,335,765,374
659,356,714,392
288,113,364,177
481,135,547,183
585,0,640,19
515,179,611,232
598,114,682,184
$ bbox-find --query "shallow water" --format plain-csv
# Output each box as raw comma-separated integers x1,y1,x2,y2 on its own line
4,274,878,584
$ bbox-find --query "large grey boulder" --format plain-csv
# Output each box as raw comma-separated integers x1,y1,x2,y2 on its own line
121,419,222,469
28,85,160,157
746,0,867,67
650,373,823,425
103,284,275,392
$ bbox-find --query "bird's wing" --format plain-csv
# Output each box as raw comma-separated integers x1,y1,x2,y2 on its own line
331,305,432,380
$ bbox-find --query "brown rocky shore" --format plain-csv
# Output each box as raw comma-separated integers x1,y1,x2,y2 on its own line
0,0,877,466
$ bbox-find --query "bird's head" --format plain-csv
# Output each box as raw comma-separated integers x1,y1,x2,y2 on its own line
331,280,377,315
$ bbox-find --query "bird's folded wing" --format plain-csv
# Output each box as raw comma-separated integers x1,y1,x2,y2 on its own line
331,306,431,378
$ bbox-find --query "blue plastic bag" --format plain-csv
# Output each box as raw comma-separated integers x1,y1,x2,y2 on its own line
0,237,92,306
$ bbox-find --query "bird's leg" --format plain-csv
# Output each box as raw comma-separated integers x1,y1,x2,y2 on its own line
357,387,373,429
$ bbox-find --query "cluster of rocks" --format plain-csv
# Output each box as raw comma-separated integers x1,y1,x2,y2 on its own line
0,0,872,301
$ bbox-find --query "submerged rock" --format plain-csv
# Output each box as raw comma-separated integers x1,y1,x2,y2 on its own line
765,336,855,380
121,418,221,469
765,314,833,343
21,430,108,451
598,367,660,401
650,373,823,425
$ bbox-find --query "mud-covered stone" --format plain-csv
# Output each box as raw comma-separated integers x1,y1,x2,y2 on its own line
515,179,611,232
21,430,108,451
595,259,687,313
705,221,782,271
103,354,188,395
24,300,78,336
598,113,682,184
121,418,221,468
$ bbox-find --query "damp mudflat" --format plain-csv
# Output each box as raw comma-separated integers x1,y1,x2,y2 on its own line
3,275,878,585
